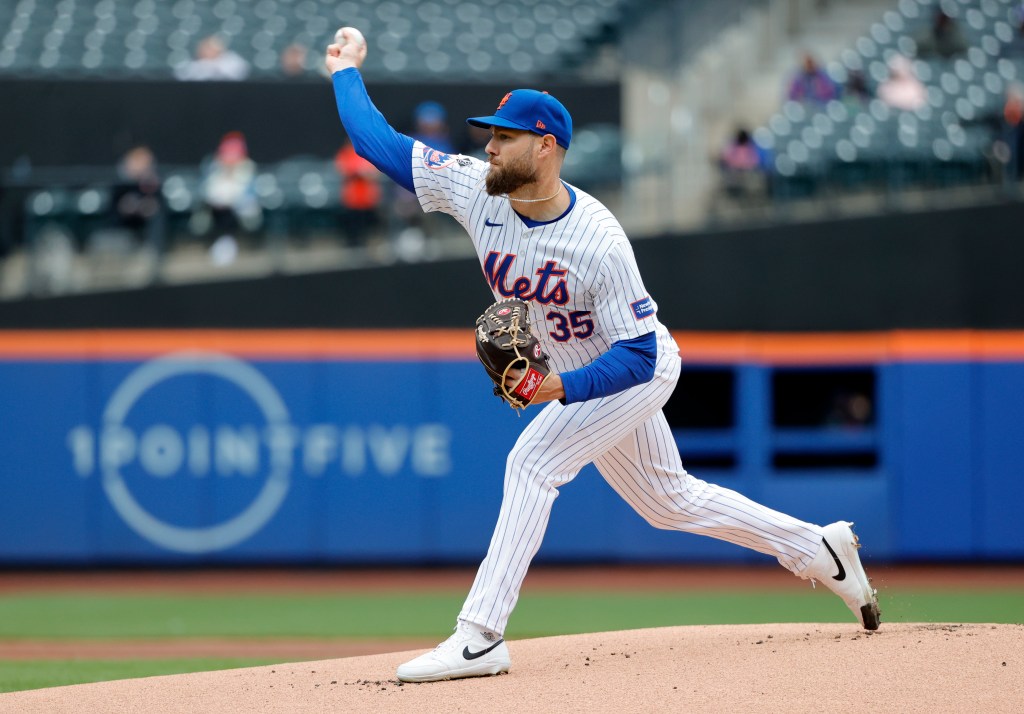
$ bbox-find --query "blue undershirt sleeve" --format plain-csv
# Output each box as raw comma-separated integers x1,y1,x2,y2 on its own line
331,68,416,193
559,331,657,404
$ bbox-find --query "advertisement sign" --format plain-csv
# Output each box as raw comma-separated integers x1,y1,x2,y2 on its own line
0,351,521,563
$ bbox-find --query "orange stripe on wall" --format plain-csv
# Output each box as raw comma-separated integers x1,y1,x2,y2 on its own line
674,331,1024,363
0,330,1022,362
0,330,474,360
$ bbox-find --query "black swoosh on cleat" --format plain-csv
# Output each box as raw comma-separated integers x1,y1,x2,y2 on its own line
463,639,504,660
822,538,846,581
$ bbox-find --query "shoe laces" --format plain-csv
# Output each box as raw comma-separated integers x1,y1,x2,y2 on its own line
433,622,474,654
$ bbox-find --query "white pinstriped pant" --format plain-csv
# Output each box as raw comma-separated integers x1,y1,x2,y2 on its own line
458,349,824,636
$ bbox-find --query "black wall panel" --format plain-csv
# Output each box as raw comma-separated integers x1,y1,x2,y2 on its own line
1,200,1021,330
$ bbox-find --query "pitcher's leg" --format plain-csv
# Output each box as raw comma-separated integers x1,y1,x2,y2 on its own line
593,421,880,628
594,411,822,572
457,402,584,634
459,365,680,634
457,456,560,633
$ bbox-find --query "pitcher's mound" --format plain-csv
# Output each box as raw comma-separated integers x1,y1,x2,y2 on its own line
3,623,1022,714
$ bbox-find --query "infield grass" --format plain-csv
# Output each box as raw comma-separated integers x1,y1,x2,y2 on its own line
0,587,1020,692
0,659,278,694
0,589,1021,640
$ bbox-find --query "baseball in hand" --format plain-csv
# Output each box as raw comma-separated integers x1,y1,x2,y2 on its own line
334,27,365,49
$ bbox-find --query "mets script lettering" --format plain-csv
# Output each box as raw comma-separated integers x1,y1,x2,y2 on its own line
483,252,570,305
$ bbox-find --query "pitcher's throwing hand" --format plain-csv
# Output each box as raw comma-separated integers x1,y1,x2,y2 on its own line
324,27,366,74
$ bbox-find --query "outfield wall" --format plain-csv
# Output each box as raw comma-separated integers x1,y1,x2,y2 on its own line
0,330,1021,565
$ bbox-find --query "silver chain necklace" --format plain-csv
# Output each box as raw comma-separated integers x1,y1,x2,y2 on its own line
503,186,562,203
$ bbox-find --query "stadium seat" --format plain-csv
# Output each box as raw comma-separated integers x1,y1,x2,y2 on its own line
752,0,1018,197
0,0,632,81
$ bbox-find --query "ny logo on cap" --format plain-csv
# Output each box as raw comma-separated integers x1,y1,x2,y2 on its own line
497,92,512,111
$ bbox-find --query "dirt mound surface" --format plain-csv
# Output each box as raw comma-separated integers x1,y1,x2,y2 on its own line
2,623,1021,713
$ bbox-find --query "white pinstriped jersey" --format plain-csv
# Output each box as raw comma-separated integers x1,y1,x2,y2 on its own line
411,141,679,374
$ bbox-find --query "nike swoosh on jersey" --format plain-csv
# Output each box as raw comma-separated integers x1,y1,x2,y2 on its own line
484,218,503,227
463,639,504,660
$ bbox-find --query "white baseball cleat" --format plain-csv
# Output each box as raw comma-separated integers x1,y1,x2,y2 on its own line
801,521,881,630
396,620,511,683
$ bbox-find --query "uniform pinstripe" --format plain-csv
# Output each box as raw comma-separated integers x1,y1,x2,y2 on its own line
412,141,823,636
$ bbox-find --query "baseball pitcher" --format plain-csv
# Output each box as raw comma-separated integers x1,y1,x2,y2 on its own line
324,29,881,684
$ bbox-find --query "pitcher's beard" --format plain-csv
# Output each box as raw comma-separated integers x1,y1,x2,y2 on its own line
485,152,538,196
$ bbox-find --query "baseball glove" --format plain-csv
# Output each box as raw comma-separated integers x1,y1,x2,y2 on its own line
475,299,551,411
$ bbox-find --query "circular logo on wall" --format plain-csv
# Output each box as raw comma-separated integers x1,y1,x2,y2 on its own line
101,351,291,554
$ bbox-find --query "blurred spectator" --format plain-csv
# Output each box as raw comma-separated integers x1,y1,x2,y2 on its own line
826,391,873,427
877,55,927,111
841,70,873,110
995,84,1024,182
391,101,456,257
280,43,308,77
411,101,455,153
787,53,839,105
717,128,771,199
334,139,382,245
174,36,250,81
914,9,968,60
111,145,161,240
198,132,261,265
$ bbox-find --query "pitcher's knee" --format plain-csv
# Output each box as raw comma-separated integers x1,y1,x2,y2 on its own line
629,480,704,531
505,447,565,492
506,440,550,476
636,509,685,530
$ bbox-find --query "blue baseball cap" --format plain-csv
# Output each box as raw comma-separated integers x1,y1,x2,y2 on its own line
415,101,446,123
466,89,572,149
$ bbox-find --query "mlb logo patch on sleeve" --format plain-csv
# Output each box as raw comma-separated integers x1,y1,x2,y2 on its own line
631,297,654,320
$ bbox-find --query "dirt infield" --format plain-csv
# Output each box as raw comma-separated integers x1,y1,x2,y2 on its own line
1,622,1021,714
